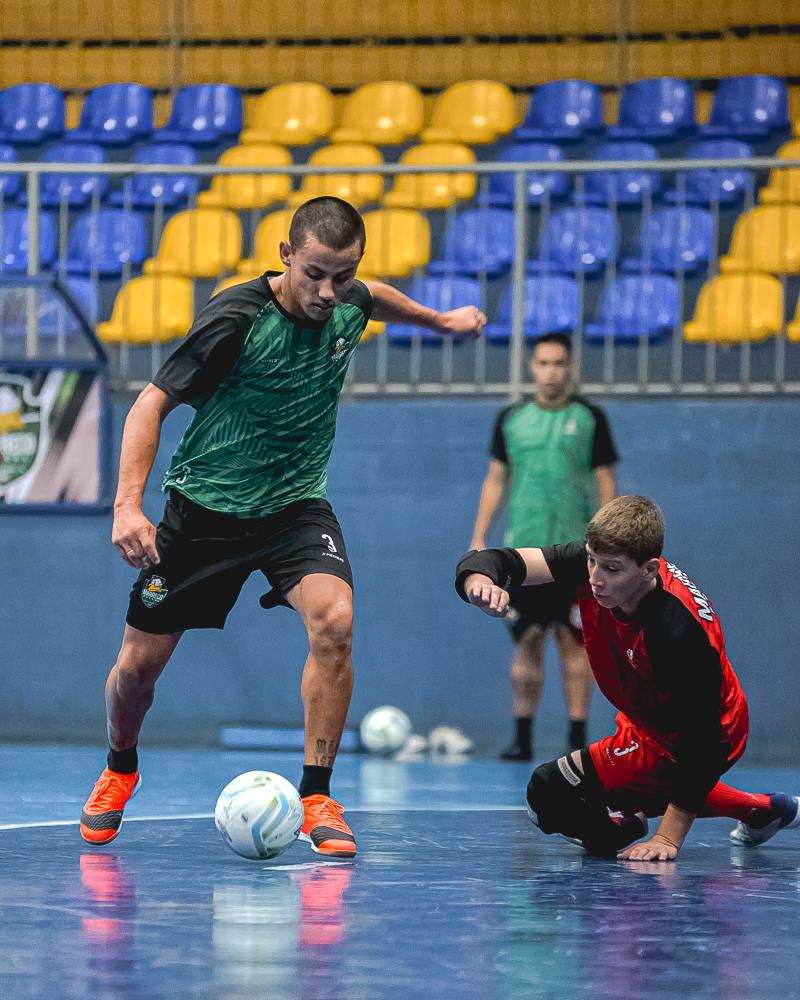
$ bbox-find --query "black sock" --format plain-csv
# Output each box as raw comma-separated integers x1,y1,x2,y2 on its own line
569,720,586,751
516,716,533,754
299,765,332,799
107,745,138,775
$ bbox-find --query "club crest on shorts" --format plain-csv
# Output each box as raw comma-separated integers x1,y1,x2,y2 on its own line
331,336,348,360
141,575,169,608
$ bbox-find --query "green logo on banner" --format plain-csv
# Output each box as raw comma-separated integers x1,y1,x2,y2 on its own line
0,377,41,490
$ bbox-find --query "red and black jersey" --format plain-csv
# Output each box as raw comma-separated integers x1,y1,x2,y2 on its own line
542,541,749,812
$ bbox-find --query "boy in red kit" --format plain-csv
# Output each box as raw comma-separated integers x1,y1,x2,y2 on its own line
455,495,799,861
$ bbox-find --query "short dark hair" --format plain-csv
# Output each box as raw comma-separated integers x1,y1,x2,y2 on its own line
586,495,664,565
532,333,572,355
289,197,366,253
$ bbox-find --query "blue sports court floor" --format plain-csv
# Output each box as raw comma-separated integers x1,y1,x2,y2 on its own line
1,746,798,1000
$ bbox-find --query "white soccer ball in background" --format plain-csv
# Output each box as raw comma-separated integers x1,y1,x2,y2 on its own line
215,770,304,860
359,705,413,753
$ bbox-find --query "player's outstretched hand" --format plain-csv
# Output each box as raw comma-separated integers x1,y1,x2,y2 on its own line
437,306,487,339
617,835,679,862
464,572,510,617
112,505,160,569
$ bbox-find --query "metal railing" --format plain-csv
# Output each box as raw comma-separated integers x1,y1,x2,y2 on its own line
1,155,799,397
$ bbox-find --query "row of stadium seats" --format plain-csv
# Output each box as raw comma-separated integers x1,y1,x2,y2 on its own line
4,134,797,215
0,77,794,148
82,270,800,347
3,0,796,41
5,202,800,283
2,37,796,92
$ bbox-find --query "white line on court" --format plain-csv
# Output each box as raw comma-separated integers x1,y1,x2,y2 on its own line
0,804,524,832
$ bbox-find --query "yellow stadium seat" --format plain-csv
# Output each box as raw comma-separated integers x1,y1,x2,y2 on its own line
422,80,516,144
760,140,800,205
787,298,800,342
241,83,334,146
720,206,800,275
360,209,430,278
288,143,384,208
331,81,424,145
198,144,292,210
144,208,242,278
384,142,476,210
684,273,784,343
237,209,293,275
97,275,193,344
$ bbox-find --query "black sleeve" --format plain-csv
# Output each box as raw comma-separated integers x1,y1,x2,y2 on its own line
584,402,619,469
151,279,268,409
454,547,528,602
541,541,589,588
648,604,727,813
489,405,516,464
346,279,373,323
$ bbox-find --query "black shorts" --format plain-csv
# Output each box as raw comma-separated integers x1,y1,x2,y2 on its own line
126,491,353,634
505,582,583,643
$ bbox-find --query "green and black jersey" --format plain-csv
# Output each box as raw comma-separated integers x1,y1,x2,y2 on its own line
153,272,372,517
490,397,618,548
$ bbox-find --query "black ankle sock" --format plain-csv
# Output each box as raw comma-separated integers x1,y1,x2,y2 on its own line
299,765,332,799
108,745,138,775
569,720,586,751
516,716,533,754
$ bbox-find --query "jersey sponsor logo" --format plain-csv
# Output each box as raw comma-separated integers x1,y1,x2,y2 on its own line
141,575,169,608
564,418,577,435
331,337,349,361
613,740,639,757
665,562,715,623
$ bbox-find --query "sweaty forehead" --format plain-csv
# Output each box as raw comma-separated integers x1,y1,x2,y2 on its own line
295,236,362,272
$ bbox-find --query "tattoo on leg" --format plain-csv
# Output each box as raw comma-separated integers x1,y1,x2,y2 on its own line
315,739,339,767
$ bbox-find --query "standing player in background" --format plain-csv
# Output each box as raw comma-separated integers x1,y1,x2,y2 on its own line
80,196,486,856
469,334,618,761
456,495,800,861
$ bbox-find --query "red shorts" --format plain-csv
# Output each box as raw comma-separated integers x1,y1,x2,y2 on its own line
588,712,748,816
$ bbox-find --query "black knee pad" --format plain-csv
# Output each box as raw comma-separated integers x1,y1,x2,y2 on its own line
526,756,585,834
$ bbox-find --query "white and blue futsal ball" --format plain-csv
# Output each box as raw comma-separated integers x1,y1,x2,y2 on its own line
359,705,413,753
214,771,304,860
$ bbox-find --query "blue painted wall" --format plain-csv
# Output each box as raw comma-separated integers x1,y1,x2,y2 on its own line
2,395,798,763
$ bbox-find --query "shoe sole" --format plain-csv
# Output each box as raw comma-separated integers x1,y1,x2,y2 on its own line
730,796,800,847
79,774,142,846
298,831,357,858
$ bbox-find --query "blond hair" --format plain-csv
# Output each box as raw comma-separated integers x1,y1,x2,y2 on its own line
586,495,664,565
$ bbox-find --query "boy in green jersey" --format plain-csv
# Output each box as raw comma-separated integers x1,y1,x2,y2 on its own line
470,334,618,761
80,197,486,855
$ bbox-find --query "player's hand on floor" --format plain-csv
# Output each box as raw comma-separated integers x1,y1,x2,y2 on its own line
112,506,160,569
617,835,679,862
464,573,509,617
437,306,487,339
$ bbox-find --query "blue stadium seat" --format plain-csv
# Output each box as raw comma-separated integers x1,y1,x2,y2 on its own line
584,275,680,341
68,84,153,145
427,208,515,277
0,144,21,200
386,276,482,341
666,140,754,205
0,84,64,144
528,207,618,275
33,142,108,208
700,76,789,140
514,81,602,142
108,143,199,208
0,209,57,272
64,209,147,276
484,142,568,206
580,141,661,206
153,85,243,146
485,275,579,341
0,276,98,337
622,206,715,275
608,78,695,141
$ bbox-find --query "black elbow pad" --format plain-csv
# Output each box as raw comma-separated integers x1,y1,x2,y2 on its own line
454,548,527,602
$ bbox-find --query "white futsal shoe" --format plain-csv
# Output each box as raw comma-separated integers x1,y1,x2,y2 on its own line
730,793,800,846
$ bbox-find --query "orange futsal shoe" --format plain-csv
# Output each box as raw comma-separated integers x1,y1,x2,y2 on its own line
299,794,357,858
80,768,142,845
